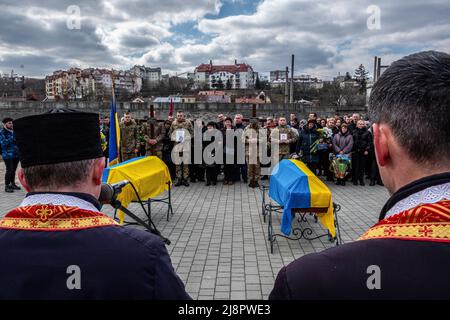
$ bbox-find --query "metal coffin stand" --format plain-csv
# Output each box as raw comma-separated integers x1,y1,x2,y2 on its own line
260,185,342,254
114,181,174,226
110,180,173,245
143,181,174,222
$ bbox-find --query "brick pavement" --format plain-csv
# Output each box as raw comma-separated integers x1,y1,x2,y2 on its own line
0,165,389,300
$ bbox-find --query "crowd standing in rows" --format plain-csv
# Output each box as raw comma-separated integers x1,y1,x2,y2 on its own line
96,110,383,191
0,110,383,193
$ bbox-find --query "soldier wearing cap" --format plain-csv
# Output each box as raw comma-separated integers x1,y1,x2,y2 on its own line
243,117,264,188
119,112,139,162
0,109,190,300
270,117,298,162
168,111,194,187
140,112,166,159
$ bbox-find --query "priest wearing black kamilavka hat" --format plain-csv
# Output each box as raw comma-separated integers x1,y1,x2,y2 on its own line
0,109,191,300
270,51,450,300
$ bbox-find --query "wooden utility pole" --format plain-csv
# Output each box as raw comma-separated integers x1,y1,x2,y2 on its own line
373,56,390,83
149,104,156,155
290,54,294,104
377,57,381,81
284,66,289,104
373,56,378,82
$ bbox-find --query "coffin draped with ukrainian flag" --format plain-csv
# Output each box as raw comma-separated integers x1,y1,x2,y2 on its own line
102,156,172,224
269,159,336,237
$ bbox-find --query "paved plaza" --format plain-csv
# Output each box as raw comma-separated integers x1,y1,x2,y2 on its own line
0,167,389,300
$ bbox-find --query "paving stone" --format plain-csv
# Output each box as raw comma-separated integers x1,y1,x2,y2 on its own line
230,291,246,300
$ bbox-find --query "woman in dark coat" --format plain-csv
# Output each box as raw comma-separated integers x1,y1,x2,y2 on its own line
203,121,218,186
332,123,353,185
352,120,372,186
161,120,176,180
222,117,238,185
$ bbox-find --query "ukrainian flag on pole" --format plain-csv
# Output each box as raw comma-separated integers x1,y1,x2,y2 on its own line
108,94,121,166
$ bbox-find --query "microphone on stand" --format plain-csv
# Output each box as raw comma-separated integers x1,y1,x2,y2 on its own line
99,180,130,204
98,179,171,245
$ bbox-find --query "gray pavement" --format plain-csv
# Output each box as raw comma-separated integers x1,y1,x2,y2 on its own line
0,167,389,300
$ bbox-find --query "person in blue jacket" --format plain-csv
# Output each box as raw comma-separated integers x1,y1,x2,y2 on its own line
0,110,191,300
0,117,20,193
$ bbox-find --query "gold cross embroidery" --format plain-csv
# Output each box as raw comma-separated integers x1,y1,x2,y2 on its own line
35,206,54,222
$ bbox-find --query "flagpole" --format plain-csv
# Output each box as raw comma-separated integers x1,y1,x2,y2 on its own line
107,70,121,166
111,71,122,163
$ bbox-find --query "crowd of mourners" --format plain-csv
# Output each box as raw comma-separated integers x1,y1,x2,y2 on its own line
97,111,384,189
0,111,384,193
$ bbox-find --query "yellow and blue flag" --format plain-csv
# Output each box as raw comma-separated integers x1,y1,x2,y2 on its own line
102,156,172,224
269,159,335,237
108,97,121,166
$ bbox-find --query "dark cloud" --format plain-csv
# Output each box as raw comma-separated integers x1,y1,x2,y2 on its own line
0,11,117,63
120,35,160,49
2,0,106,17
110,0,220,19
376,1,450,32
0,0,449,77
0,54,61,77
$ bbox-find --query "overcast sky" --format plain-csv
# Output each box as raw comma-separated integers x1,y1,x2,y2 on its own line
1,0,449,79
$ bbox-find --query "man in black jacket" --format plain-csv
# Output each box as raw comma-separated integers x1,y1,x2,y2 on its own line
234,114,247,182
352,120,372,186
270,50,450,300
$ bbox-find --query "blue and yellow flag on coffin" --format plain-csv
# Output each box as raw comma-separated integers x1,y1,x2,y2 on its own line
102,156,172,224
269,159,336,237
108,97,121,166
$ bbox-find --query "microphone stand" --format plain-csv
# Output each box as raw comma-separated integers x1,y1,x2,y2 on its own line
109,196,171,245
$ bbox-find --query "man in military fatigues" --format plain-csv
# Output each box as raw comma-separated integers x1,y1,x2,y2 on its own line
243,119,263,188
270,117,298,162
140,114,166,159
0,110,190,299
137,119,147,157
169,111,193,186
119,112,139,162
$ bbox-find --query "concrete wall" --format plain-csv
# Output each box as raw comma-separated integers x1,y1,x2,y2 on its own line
0,100,367,121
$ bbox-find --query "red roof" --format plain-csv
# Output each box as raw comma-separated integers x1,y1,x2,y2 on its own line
195,63,252,73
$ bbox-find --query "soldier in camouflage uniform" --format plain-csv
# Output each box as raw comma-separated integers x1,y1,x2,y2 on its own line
140,114,166,159
270,117,298,162
243,119,265,188
119,112,139,162
168,111,193,186
137,119,147,157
